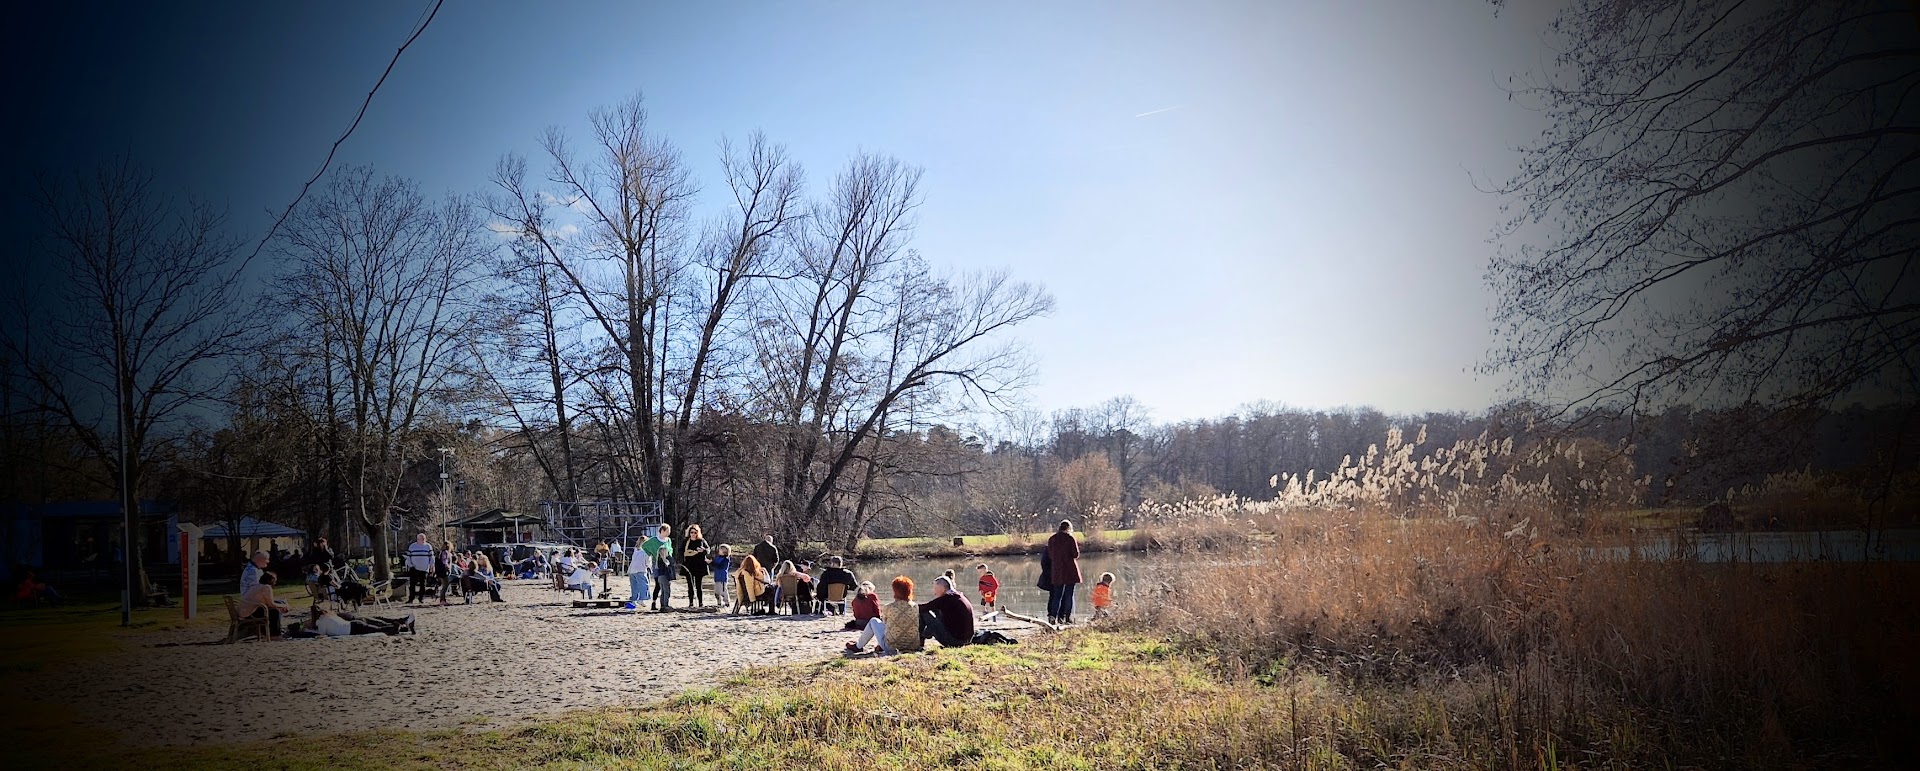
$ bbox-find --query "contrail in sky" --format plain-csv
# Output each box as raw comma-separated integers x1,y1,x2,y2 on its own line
1133,106,1180,118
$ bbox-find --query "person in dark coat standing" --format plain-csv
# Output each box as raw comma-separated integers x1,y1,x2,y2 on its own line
307,537,337,574
1045,520,1082,625
751,534,780,578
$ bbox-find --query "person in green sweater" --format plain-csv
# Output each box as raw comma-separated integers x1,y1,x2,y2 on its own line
642,524,676,612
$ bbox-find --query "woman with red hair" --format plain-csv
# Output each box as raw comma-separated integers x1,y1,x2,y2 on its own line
848,576,919,654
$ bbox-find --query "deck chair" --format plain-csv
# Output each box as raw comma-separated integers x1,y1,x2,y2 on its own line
822,583,849,615
732,573,767,615
347,576,393,611
777,575,800,615
225,596,270,643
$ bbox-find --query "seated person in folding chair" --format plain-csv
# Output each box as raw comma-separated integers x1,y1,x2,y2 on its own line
793,563,819,614
236,570,291,639
466,555,505,603
565,559,596,599
732,554,771,615
816,556,859,615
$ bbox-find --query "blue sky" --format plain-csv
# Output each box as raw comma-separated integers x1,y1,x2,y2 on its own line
8,1,1557,423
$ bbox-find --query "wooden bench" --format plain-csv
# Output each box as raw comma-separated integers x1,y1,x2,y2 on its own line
571,598,624,609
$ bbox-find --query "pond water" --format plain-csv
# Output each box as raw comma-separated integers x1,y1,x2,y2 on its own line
1597,528,1920,563
847,529,1918,618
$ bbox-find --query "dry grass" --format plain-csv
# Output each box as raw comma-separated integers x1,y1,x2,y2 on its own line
1083,425,1920,767
7,632,1422,770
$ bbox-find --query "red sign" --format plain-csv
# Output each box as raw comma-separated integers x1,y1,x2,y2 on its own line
180,530,190,620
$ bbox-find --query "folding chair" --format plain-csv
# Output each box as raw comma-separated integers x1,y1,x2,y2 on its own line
822,583,849,615
777,575,800,615
225,596,270,643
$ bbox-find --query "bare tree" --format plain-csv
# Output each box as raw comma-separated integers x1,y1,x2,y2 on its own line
274,166,484,581
666,132,804,527
3,160,249,606
1486,1,1919,413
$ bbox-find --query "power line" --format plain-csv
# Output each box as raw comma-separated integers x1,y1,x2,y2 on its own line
242,0,446,266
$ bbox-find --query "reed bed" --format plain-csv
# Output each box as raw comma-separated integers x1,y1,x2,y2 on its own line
1106,426,1919,768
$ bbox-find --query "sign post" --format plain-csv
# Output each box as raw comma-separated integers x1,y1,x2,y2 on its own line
177,523,204,620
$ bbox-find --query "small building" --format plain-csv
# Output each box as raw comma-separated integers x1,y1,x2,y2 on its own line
2,500,180,579
449,508,545,545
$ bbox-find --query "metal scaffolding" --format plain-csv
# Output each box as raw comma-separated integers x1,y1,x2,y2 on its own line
537,500,663,548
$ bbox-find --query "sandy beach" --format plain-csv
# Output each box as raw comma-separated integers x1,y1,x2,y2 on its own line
23,578,1024,747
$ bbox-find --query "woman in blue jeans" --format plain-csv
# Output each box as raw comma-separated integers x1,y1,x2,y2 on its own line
1044,520,1082,625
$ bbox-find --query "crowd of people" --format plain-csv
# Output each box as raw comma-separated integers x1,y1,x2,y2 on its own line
400,534,505,606
226,519,1119,649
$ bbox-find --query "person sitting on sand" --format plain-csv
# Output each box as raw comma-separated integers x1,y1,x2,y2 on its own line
917,576,974,648
844,580,896,655
237,570,291,639
880,576,921,653
843,580,881,632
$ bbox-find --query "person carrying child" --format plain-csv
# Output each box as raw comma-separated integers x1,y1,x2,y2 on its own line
975,563,999,612
643,524,676,612
1091,572,1115,620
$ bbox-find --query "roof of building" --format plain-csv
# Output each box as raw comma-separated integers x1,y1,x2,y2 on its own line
200,517,304,539
448,508,543,528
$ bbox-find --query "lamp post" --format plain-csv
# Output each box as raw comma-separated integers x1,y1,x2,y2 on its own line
437,448,455,545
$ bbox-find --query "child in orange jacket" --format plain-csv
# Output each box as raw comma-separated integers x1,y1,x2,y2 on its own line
1090,572,1115,620
975,563,999,612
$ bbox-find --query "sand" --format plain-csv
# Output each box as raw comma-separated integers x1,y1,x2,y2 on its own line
28,578,1031,747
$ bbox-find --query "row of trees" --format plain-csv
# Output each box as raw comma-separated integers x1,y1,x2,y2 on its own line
1,95,1053,588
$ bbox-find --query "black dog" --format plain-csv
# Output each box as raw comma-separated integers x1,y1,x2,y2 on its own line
336,580,370,609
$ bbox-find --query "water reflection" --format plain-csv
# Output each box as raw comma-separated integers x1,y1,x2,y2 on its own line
1592,529,1920,563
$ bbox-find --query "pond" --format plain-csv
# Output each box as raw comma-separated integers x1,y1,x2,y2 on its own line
1599,528,1920,563
847,529,1920,618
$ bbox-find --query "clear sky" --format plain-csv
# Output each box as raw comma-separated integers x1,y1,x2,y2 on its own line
7,1,1558,423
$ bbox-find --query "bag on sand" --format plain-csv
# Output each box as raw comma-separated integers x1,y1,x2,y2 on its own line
971,630,1018,645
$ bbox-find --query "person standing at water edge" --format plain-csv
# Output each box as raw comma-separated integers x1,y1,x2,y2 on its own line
643,524,676,611
976,563,999,612
404,534,434,604
1046,520,1082,625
